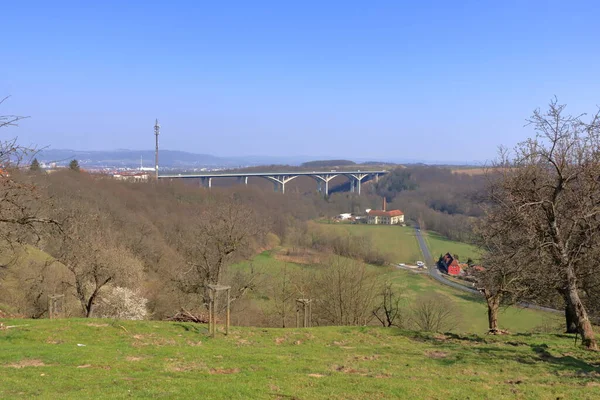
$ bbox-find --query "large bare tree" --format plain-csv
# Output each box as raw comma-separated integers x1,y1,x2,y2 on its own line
1,97,57,257
482,99,600,349
45,206,144,317
172,197,265,307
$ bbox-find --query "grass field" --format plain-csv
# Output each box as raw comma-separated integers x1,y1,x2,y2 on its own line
1,319,598,399
423,231,482,262
387,268,560,333
313,223,423,263
232,250,560,334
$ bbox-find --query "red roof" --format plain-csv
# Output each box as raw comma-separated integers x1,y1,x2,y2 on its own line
368,209,404,217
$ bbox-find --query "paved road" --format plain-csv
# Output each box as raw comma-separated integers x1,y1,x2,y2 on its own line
413,226,481,295
413,226,561,313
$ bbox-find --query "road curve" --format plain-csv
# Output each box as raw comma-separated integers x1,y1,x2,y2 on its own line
413,226,561,314
413,226,481,295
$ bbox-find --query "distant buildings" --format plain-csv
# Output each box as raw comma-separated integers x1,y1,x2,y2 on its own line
367,209,404,225
366,197,405,225
113,172,149,182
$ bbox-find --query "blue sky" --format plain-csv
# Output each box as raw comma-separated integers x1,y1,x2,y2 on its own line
2,1,599,162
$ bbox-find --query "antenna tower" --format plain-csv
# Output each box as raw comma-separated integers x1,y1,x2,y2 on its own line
154,119,160,179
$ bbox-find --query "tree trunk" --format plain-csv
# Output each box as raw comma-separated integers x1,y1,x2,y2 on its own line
564,297,579,334
565,268,597,350
485,293,500,333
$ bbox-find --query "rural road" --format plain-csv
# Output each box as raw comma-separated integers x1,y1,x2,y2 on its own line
413,226,561,314
413,226,481,295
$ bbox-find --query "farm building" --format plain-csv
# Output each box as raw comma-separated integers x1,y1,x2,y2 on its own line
367,197,405,225
441,253,463,276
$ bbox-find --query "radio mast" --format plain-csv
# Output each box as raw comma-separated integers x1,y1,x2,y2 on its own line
154,119,160,179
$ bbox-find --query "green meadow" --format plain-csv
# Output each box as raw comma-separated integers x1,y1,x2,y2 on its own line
1,319,598,399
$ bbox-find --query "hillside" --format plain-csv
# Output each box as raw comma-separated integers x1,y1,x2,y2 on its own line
313,223,480,264
1,319,598,399
233,250,559,333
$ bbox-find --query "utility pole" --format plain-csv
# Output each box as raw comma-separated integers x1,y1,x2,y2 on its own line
154,119,160,179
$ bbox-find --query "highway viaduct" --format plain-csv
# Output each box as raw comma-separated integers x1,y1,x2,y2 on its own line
158,170,388,196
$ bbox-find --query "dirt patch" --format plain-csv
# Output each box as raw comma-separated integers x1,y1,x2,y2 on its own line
308,373,325,378
373,373,392,379
354,355,380,361
166,362,206,372
209,368,240,375
274,249,323,265
426,351,449,359
126,356,143,362
77,364,92,368
86,323,109,327
275,337,285,345
5,359,46,368
237,339,251,346
333,365,368,376
46,338,63,345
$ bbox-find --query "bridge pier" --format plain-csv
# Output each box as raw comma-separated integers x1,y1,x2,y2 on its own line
267,175,296,194
237,176,248,185
313,174,337,197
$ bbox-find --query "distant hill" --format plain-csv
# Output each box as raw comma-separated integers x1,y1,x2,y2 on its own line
36,149,242,169
301,160,356,168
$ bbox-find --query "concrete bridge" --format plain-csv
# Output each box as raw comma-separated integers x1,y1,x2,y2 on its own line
158,170,388,195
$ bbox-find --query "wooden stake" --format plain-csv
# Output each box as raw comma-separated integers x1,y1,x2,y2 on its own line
226,288,230,335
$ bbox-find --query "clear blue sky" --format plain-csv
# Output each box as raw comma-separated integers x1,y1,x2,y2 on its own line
2,0,599,162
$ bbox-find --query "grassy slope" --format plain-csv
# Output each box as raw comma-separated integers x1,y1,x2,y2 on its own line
234,251,560,334
424,231,482,262
1,319,599,399
313,223,422,263
386,268,560,333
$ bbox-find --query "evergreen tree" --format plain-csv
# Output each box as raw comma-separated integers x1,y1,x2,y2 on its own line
69,159,80,172
30,158,41,172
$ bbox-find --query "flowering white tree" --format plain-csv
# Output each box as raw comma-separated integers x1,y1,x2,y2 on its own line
96,286,148,320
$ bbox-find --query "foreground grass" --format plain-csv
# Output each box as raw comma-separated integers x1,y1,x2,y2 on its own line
1,319,599,399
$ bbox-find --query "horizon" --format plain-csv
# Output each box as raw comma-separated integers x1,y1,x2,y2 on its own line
33,147,486,166
3,1,600,162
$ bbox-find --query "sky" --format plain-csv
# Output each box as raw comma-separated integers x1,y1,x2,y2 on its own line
2,0,600,162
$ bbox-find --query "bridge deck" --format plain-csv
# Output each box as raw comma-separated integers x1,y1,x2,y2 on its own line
158,170,388,179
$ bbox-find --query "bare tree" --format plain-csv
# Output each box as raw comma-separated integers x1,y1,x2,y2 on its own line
411,293,460,332
372,282,406,327
313,256,381,326
474,203,538,333
0,97,57,257
46,208,144,317
482,99,600,349
268,263,297,328
172,197,265,307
